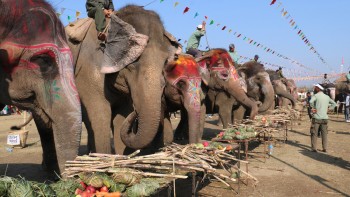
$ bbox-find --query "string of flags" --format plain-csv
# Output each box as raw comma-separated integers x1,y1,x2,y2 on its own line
269,0,329,69
161,1,318,73
55,7,84,22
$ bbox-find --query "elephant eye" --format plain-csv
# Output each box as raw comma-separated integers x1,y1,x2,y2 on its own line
30,53,58,79
176,80,187,90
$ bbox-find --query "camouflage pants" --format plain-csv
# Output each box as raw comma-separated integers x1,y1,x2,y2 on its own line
310,119,328,151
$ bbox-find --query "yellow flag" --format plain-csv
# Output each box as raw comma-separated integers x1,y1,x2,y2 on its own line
228,29,232,33
174,2,179,7
283,11,288,16
76,11,81,18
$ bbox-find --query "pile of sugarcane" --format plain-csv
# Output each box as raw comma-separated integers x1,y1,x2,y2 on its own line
64,143,258,195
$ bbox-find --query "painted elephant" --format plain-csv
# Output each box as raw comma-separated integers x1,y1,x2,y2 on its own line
0,0,81,174
266,70,296,108
155,54,206,144
207,60,276,126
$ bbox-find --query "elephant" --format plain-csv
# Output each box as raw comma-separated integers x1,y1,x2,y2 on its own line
204,60,276,126
266,70,296,108
174,49,260,136
0,0,82,174
286,79,298,100
69,5,201,154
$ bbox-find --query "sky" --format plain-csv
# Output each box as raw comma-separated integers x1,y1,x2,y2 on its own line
49,0,350,87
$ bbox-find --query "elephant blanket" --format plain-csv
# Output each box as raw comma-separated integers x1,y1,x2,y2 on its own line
66,18,94,42
101,14,149,74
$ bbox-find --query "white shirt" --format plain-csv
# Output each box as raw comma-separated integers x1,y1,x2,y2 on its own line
346,95,350,107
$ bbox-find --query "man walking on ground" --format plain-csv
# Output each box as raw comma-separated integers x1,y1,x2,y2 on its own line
309,84,337,153
345,91,350,122
186,21,206,58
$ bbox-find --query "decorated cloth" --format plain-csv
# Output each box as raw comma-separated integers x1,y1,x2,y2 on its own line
101,14,149,74
65,18,94,42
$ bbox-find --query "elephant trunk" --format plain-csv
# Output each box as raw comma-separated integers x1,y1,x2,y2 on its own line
258,76,275,112
275,87,296,108
51,51,82,174
183,80,202,143
227,79,258,119
120,50,164,149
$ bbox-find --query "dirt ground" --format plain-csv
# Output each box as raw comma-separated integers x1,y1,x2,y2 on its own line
0,110,350,197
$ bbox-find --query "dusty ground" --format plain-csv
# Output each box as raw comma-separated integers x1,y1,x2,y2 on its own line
0,111,350,197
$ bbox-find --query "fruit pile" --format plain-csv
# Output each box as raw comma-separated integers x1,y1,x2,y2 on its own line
193,141,235,151
216,126,257,140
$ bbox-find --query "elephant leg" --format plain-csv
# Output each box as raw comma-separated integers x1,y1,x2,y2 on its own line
112,104,134,155
81,104,95,153
174,109,189,140
81,95,112,154
233,105,246,122
33,117,58,173
216,93,234,129
198,103,206,141
163,113,174,145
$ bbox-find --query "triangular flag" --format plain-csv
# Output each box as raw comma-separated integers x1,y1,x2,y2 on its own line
228,29,232,33
283,11,288,16
237,34,241,37
270,0,276,5
183,7,190,14
67,15,71,21
178,39,181,41
209,20,214,25
205,16,208,20
243,37,246,40
160,0,164,2
294,25,298,29
174,2,179,7
194,12,199,18
75,11,81,18
221,26,226,30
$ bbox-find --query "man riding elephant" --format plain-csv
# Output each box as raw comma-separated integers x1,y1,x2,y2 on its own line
86,0,114,41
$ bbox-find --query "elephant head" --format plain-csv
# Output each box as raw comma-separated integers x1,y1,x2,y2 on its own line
286,79,298,100
238,61,275,112
197,49,258,119
164,55,203,143
266,70,296,108
0,1,81,173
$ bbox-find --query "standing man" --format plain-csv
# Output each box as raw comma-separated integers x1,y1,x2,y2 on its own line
345,91,350,122
305,92,313,119
228,44,240,65
186,21,206,58
346,71,350,83
86,0,114,41
253,55,259,62
309,84,337,153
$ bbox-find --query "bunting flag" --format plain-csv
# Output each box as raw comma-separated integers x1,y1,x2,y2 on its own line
205,16,208,20
174,2,179,7
75,11,80,18
221,26,226,30
183,7,190,14
67,15,71,21
269,1,329,68
160,0,164,2
194,12,199,18
209,20,214,25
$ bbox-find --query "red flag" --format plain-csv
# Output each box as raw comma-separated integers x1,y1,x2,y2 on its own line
237,34,241,37
298,30,301,34
270,0,276,5
221,26,226,30
205,16,208,20
183,7,190,14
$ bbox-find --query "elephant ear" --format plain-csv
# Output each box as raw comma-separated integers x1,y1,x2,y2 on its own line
164,60,178,86
197,58,210,86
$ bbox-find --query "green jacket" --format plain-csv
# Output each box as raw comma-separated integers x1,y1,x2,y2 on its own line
310,91,336,120
86,0,114,12
186,30,205,51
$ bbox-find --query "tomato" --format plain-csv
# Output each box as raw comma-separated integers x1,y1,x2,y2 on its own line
86,186,96,194
80,181,87,189
100,186,109,192
75,188,83,195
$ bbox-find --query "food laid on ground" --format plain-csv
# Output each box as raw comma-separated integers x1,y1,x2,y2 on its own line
0,143,256,196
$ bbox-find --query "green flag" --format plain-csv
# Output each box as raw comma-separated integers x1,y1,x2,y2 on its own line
209,20,214,25
68,15,71,21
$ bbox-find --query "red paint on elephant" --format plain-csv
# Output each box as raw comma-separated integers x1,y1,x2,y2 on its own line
165,55,202,85
197,49,240,81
